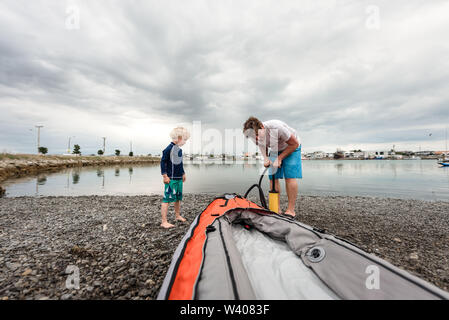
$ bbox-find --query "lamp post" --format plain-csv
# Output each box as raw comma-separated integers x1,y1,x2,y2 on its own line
35,125,44,154
102,137,106,155
67,136,75,154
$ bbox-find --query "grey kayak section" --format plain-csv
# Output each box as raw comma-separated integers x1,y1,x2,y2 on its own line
194,219,257,300
232,223,339,300
194,208,449,300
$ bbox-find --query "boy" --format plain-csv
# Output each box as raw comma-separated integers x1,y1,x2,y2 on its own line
160,127,190,228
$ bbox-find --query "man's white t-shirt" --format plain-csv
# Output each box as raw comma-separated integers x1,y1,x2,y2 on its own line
262,120,300,153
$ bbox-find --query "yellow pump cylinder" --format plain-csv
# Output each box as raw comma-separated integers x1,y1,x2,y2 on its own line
268,191,280,213
268,168,280,213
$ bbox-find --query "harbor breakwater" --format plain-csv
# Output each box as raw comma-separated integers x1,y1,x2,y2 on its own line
0,154,160,194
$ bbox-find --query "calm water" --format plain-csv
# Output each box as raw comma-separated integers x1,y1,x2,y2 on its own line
2,160,449,201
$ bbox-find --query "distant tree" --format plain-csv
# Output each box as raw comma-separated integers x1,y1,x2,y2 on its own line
129,151,134,157
96,169,104,177
97,149,104,155
72,144,81,155
115,149,121,156
37,176,47,184
38,146,48,155
147,153,152,157
72,172,80,184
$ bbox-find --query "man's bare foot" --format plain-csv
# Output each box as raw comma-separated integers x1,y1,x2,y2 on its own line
176,216,186,222
284,210,296,217
161,221,175,228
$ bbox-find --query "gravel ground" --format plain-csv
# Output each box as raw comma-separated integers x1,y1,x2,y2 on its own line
0,194,448,300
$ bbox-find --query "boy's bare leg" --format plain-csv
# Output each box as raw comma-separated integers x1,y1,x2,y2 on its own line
174,201,186,222
161,202,174,228
284,178,298,216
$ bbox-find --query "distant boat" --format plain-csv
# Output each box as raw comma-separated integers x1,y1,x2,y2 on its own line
194,156,209,161
333,151,344,159
438,128,448,167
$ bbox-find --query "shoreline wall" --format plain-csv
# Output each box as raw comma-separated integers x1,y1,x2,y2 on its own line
0,154,161,186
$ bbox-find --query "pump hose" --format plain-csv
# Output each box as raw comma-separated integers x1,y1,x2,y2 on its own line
244,166,269,209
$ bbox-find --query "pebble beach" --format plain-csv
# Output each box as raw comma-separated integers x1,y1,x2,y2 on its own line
0,194,448,300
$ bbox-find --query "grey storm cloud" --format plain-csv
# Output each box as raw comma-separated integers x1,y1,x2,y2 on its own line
1,0,449,154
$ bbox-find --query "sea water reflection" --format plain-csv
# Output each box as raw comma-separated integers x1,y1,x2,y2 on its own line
2,160,449,201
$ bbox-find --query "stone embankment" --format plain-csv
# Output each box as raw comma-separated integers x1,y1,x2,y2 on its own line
0,154,160,191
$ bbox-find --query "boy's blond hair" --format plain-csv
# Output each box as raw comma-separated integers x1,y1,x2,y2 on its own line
170,127,190,141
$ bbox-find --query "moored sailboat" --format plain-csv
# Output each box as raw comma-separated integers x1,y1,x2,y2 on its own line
437,128,448,166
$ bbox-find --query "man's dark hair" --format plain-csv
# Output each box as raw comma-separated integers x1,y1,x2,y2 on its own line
243,116,263,137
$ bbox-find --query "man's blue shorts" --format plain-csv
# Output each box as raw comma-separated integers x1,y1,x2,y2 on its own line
268,146,303,180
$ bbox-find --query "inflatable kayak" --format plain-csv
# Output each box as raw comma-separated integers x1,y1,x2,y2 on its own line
158,193,449,300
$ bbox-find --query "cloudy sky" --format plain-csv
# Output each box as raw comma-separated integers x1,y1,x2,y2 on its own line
1,0,448,155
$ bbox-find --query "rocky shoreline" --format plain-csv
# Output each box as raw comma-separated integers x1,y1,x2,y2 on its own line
0,194,448,300
0,155,160,193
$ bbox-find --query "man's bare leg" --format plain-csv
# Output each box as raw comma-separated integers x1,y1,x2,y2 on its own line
174,201,186,222
284,178,298,216
161,202,174,228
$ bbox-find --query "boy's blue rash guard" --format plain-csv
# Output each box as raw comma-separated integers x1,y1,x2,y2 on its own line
160,142,184,180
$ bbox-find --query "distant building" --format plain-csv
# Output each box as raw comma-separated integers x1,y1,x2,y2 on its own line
374,151,386,159
344,151,354,158
313,151,326,159
370,150,404,159
396,151,414,156
415,151,434,156
353,151,366,159
303,151,330,159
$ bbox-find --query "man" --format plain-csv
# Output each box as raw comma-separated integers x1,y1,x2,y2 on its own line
243,117,302,217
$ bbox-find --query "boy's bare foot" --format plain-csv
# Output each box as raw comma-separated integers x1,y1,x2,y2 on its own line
161,222,175,228
284,210,296,217
176,216,186,222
